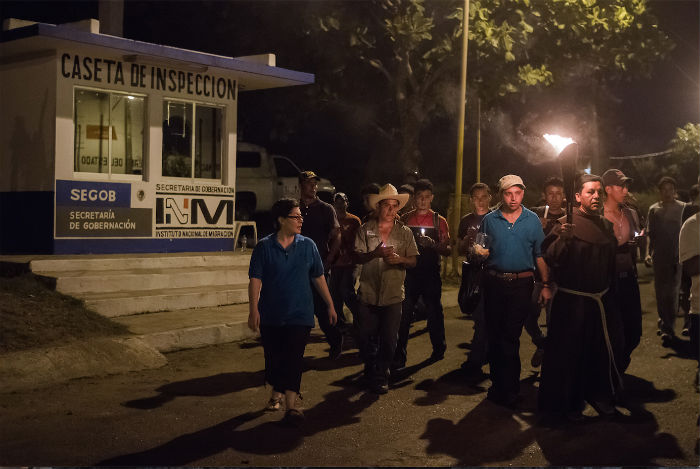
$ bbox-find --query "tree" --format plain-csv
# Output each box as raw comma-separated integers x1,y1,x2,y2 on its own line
311,0,673,173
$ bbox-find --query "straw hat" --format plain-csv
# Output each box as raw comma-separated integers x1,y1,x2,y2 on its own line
368,183,410,210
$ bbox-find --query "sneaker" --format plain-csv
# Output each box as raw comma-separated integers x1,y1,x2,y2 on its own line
429,349,446,362
682,328,690,337
328,337,343,359
530,348,545,367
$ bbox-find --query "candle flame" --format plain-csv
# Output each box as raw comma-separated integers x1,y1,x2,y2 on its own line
544,134,575,155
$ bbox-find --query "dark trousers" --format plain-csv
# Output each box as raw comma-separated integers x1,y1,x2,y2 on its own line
312,274,343,348
329,265,359,326
653,261,682,335
357,302,403,384
394,268,446,367
465,294,488,367
260,325,311,394
483,274,534,399
616,273,642,372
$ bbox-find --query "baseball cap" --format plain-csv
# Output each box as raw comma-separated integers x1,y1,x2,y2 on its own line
299,170,320,182
602,169,632,187
498,174,526,191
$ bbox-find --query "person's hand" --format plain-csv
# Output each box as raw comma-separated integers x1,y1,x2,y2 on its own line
385,252,403,265
559,223,575,240
471,243,489,259
539,285,553,306
644,254,653,267
417,234,435,248
373,244,394,258
327,305,338,326
248,309,260,332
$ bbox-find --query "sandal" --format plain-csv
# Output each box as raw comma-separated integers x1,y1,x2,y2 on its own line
265,395,283,411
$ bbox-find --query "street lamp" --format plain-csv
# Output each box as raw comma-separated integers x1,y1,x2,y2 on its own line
544,133,578,224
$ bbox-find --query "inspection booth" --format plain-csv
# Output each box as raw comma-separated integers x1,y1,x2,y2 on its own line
0,19,314,254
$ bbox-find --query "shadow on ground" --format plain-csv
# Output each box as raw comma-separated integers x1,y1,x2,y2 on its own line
99,378,378,465
122,371,265,409
418,372,685,466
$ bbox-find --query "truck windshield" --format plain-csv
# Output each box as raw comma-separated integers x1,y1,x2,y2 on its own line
236,151,261,168
273,157,300,177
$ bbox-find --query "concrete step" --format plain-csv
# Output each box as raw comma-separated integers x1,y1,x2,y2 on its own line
30,252,251,272
39,265,249,294
79,284,249,317
113,303,255,353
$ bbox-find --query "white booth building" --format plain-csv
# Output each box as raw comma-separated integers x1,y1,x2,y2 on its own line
0,19,313,254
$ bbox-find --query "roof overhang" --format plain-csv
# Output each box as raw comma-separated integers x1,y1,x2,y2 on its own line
1,22,315,91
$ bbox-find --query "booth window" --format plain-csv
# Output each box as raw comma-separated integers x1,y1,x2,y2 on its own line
162,100,223,179
73,89,145,176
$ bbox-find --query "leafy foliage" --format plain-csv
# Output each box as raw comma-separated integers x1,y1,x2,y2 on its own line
310,0,673,172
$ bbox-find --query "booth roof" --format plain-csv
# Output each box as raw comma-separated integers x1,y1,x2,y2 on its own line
0,22,315,91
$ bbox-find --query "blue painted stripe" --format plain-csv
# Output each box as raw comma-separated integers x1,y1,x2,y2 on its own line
54,238,234,254
56,180,131,207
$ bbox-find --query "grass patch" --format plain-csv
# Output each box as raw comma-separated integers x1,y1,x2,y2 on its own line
0,274,130,353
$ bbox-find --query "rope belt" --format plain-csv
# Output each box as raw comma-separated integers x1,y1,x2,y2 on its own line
557,286,624,394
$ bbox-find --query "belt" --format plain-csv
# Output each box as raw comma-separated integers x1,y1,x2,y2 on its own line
486,270,534,281
558,286,623,394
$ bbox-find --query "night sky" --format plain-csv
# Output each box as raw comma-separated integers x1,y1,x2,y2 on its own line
2,0,698,204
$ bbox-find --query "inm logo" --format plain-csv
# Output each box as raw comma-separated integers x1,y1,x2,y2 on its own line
156,197,233,225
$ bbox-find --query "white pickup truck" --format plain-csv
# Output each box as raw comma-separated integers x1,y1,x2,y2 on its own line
235,142,335,219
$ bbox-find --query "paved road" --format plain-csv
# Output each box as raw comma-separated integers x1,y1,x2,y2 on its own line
1,267,698,466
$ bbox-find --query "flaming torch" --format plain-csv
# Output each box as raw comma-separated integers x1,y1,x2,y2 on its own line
544,134,578,224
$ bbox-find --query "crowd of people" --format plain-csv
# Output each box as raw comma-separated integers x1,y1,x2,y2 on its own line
246,167,699,428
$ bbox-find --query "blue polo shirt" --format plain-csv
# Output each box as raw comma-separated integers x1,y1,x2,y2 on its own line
249,233,324,327
480,206,544,272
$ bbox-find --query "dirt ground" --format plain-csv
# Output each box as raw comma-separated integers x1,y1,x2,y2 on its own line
0,267,698,466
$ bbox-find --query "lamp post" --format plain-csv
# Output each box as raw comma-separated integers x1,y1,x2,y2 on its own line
544,134,578,224
451,0,470,277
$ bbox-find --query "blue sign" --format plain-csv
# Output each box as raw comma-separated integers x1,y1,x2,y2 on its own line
56,180,131,207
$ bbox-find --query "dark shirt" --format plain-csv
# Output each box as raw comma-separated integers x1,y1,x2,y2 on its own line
248,234,324,327
300,197,340,260
458,211,489,240
530,205,566,237
402,209,450,270
544,208,617,293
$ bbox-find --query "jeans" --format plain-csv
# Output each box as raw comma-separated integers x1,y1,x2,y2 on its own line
483,274,534,399
653,261,682,335
312,274,343,349
394,268,446,367
329,265,359,326
357,302,403,384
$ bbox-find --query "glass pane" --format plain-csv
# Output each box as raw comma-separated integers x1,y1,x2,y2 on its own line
194,105,222,179
110,94,145,175
74,89,110,173
236,151,261,168
273,157,300,178
162,101,193,177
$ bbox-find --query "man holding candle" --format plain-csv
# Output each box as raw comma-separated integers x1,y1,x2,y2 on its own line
602,168,643,372
476,175,552,408
393,179,451,370
354,184,418,394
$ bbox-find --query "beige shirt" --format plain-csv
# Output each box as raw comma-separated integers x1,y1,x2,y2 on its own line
355,219,419,306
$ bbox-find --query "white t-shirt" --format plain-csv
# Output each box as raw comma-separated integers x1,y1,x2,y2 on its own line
679,213,699,314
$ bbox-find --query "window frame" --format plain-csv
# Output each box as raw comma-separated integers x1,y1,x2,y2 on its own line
72,86,148,182
161,97,226,183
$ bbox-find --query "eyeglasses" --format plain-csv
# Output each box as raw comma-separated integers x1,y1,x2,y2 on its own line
286,215,304,221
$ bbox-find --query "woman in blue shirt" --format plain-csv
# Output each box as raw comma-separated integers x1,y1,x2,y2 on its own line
248,198,337,427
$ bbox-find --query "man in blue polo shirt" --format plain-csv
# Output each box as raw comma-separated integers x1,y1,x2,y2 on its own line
475,174,552,408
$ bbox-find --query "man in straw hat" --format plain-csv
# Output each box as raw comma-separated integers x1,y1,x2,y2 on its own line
354,184,418,394
473,174,552,408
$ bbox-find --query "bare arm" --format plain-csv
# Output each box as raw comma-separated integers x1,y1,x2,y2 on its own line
247,278,262,332
325,227,342,270
535,256,553,304
312,275,338,325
